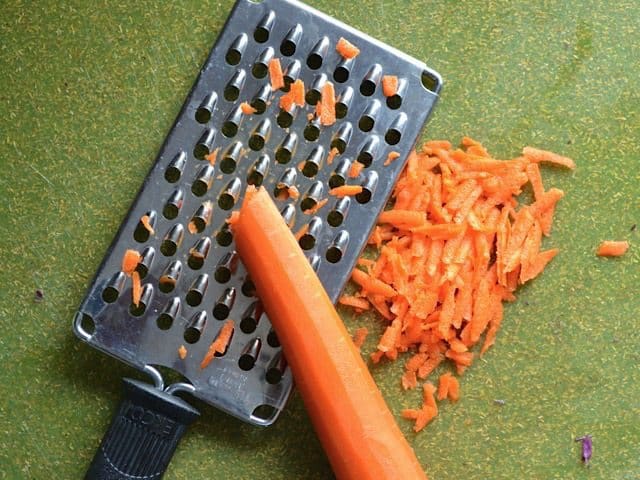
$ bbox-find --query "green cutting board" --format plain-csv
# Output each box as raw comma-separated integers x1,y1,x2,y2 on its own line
0,1,638,479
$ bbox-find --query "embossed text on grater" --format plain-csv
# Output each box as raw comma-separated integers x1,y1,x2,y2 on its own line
73,0,441,426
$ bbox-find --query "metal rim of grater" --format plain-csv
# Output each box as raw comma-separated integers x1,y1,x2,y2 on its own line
73,0,441,427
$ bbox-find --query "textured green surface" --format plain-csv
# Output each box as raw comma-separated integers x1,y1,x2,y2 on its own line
0,0,638,479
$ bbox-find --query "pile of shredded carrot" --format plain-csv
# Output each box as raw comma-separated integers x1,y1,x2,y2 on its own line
340,138,575,432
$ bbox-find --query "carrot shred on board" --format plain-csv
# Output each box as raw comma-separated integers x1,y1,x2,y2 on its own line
596,240,629,257
349,160,364,178
523,146,576,170
240,102,256,115
122,249,141,276
330,185,363,197
200,320,234,369
327,147,340,165
336,37,360,59
339,295,370,311
178,345,187,360
338,138,572,432
140,215,155,235
384,151,401,166
382,75,399,97
131,271,142,307
352,327,369,350
268,58,285,90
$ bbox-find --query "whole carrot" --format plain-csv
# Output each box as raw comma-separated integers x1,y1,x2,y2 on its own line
233,186,428,480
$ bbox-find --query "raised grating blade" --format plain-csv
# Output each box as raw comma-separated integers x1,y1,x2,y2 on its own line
73,0,441,427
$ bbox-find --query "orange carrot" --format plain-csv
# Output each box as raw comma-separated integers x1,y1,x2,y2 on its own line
378,210,426,228
318,82,336,126
200,320,234,369
336,37,360,59
268,58,284,90
352,327,369,350
131,271,142,307
205,147,219,166
327,147,339,165
187,221,198,234
384,151,401,166
382,75,398,97
140,215,154,235
178,345,187,360
122,249,141,276
352,268,398,298
596,240,629,257
329,185,363,197
523,146,576,169
339,295,370,310
349,160,364,178
226,211,240,225
240,102,256,115
233,186,428,480
437,373,451,400
447,376,460,402
291,79,305,106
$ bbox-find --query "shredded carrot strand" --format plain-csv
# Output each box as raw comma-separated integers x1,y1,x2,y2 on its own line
201,320,234,369
330,185,363,197
140,215,154,235
131,271,142,307
268,58,284,90
336,37,360,59
122,249,141,276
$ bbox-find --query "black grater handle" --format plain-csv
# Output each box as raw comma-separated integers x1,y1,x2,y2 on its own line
85,378,200,480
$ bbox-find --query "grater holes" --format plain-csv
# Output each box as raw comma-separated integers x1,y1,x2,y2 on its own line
238,338,261,371
266,352,286,384
184,311,207,344
134,211,157,243
360,64,382,97
333,58,352,83
306,37,329,70
218,178,241,210
253,11,275,43
213,287,236,320
188,237,211,270
241,277,256,297
215,251,238,283
386,77,406,110
247,154,269,187
358,100,381,133
165,151,186,183
248,119,271,151
194,128,216,160
327,197,350,227
280,24,302,56
335,86,353,119
157,297,180,330
225,34,248,66
102,271,126,303
276,107,296,129
216,221,233,247
224,69,246,102
306,74,327,105
298,216,322,250
421,69,442,93
159,260,182,293
275,133,297,163
356,171,378,204
195,93,217,124
301,147,323,178
300,181,323,211
283,59,301,90
160,224,184,256
186,274,208,307
240,301,262,333
163,188,184,219
129,284,152,317
308,253,321,272
191,165,215,197
330,122,353,154
357,136,380,167
78,313,96,336
250,84,271,114
326,230,349,263
328,158,350,189
303,119,321,142
385,112,408,145
189,201,213,234
221,106,243,138
267,328,280,348
220,142,242,174
136,247,155,279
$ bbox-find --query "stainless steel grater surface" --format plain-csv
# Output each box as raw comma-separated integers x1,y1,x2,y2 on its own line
74,0,441,428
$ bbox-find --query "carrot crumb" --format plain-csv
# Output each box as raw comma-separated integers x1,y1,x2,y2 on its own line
122,249,141,276
188,221,198,234
205,147,219,166
268,58,285,90
140,215,154,235
240,102,256,115
178,345,187,360
336,37,360,59
329,185,363,197
596,240,629,257
349,160,364,178
327,147,340,165
382,75,398,97
352,327,369,349
384,151,401,166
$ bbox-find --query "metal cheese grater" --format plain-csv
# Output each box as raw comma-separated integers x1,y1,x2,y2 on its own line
73,0,441,477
